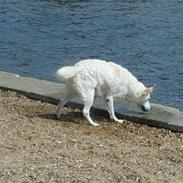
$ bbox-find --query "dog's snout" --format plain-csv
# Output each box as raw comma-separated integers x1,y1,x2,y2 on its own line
140,105,150,112
140,101,151,112
141,105,146,112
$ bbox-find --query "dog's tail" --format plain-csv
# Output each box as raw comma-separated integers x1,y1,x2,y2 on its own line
56,66,81,81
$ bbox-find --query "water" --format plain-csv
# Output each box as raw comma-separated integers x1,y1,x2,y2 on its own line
0,0,183,110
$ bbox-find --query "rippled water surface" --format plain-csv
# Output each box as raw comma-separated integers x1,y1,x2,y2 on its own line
0,0,183,110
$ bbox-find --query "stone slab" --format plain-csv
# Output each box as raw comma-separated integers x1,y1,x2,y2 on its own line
0,71,183,132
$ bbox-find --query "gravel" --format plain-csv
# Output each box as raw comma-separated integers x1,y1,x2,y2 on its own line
0,90,183,183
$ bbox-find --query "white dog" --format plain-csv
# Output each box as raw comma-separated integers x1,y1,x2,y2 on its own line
56,59,154,126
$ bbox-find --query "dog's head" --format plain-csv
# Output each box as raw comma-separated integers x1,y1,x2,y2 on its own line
137,86,155,112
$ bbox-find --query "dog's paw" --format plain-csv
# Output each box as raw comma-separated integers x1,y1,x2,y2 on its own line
56,114,60,120
91,122,100,127
116,119,124,124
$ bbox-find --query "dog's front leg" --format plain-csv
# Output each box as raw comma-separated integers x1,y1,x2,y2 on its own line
105,96,123,124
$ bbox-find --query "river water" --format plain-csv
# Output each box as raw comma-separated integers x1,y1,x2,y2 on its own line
0,0,183,110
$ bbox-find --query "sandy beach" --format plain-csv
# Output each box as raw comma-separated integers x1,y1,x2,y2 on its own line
0,90,182,183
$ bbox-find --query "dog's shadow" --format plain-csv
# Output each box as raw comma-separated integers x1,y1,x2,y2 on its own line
38,108,110,124
38,111,84,124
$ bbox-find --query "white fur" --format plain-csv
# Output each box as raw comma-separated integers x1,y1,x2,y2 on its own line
56,66,81,80
56,59,152,126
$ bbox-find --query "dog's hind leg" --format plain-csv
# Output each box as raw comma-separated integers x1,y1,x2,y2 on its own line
56,93,75,119
105,96,123,124
82,89,99,127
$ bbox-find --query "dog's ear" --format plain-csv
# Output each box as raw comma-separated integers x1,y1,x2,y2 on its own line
142,86,155,96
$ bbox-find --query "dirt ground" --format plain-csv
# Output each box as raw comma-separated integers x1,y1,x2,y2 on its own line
0,90,183,183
